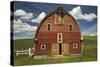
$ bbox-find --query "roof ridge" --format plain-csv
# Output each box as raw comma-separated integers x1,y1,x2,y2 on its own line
55,7,66,12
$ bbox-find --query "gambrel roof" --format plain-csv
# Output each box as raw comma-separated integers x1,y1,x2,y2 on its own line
35,7,79,38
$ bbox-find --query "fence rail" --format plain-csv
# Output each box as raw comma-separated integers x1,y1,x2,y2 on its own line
16,48,34,57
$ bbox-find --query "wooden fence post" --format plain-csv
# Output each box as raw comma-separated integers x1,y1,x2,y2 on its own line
29,48,31,57
16,51,18,56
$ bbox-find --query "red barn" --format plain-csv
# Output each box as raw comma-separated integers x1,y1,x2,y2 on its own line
34,7,83,56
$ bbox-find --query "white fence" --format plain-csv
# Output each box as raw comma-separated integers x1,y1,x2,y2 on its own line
16,48,34,57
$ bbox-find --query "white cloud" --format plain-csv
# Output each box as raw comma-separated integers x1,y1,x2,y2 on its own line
13,19,37,39
21,13,33,20
31,12,46,23
13,19,37,33
14,9,27,16
13,11,46,40
89,34,97,36
69,6,97,22
14,9,33,20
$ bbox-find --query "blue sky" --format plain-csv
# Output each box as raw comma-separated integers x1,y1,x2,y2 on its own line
11,1,97,40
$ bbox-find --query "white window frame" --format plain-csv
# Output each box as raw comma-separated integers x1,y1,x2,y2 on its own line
57,33,63,43
73,43,78,49
40,44,46,50
55,12,62,24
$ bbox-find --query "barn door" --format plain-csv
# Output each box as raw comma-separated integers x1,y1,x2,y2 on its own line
59,43,62,55
57,33,63,55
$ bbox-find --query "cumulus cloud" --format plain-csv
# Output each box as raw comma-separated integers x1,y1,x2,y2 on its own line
14,9,26,16
69,6,97,22
31,12,46,23
13,11,46,40
13,19,37,33
14,9,33,20
13,19,37,39
89,34,97,36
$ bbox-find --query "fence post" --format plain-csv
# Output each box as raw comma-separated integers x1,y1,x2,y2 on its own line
25,49,27,54
16,51,18,56
29,48,31,57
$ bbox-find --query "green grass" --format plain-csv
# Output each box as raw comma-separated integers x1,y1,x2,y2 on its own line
13,36,97,66
83,36,97,45
13,39,34,49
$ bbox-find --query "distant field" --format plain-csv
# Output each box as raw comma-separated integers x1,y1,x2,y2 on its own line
83,36,97,45
13,39,34,50
13,36,97,66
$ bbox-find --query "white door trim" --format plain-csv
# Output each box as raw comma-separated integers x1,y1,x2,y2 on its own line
57,33,63,43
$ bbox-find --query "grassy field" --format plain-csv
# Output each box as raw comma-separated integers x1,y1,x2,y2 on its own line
13,36,97,66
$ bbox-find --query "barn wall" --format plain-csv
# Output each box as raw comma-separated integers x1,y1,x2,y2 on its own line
36,32,81,43
68,40,82,54
35,43,51,55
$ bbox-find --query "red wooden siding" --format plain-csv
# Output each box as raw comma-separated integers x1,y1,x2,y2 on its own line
68,40,81,54
35,43,51,55
36,31,81,43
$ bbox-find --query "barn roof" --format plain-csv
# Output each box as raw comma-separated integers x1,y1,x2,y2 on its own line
35,7,78,38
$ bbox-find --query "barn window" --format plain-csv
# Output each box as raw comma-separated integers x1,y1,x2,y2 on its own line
41,44,46,50
68,25,73,32
73,44,78,49
57,33,62,43
47,23,51,31
55,12,63,24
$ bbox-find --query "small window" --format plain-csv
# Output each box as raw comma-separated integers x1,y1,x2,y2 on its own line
68,25,73,32
41,44,46,50
55,12,63,24
73,44,78,49
57,33,62,43
47,24,51,31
